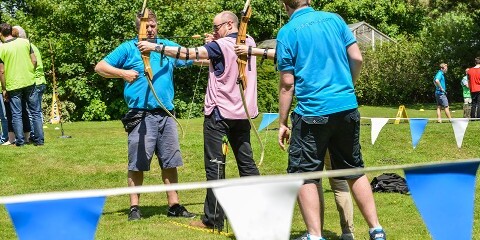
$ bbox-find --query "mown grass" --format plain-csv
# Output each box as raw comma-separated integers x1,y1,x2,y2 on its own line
0,104,479,239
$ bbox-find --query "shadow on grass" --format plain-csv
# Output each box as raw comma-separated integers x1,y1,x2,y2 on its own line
105,202,204,219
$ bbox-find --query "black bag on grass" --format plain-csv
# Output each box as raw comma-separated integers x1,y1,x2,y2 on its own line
370,173,409,194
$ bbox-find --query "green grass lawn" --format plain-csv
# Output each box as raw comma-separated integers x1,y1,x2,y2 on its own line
0,104,479,239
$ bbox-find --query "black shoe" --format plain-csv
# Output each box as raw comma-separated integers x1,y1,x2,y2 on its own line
128,207,141,221
167,204,196,218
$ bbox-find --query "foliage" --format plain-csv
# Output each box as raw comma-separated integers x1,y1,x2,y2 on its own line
357,41,430,105
1,0,479,119
357,3,480,105
313,0,428,37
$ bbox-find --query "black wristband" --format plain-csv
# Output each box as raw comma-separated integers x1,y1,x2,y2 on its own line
260,48,269,66
160,44,166,67
247,46,252,71
274,52,278,71
195,47,199,61
176,46,181,60
185,48,189,61
161,44,166,55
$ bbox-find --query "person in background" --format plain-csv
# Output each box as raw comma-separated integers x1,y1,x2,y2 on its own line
13,26,47,138
467,57,480,118
0,23,43,146
461,68,471,118
0,40,7,143
433,63,452,123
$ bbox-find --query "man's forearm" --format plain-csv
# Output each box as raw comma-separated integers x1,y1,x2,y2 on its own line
279,88,293,127
158,46,209,61
0,64,5,91
435,80,444,92
95,60,125,79
0,75,6,91
279,71,295,127
347,43,363,84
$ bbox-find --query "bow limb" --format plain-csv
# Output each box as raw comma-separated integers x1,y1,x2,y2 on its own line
236,0,265,166
139,2,185,138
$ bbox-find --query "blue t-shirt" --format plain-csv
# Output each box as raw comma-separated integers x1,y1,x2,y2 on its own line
104,38,193,110
434,70,446,95
276,7,358,116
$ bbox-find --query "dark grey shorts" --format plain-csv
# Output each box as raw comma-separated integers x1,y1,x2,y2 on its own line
287,109,364,183
435,94,449,107
127,111,183,171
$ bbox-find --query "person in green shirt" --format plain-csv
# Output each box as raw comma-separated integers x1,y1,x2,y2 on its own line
13,25,46,138
461,68,472,118
0,23,44,146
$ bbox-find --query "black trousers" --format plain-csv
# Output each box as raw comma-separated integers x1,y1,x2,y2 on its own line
471,92,480,118
201,114,260,229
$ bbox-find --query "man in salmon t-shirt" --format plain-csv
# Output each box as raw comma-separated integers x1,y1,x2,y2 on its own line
467,57,480,118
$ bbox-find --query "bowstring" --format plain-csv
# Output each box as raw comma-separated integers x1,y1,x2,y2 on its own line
184,25,207,135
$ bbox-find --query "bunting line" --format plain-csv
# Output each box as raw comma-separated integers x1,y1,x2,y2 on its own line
361,117,480,121
1,159,479,205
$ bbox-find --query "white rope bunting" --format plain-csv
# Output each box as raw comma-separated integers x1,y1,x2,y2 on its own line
1,159,478,204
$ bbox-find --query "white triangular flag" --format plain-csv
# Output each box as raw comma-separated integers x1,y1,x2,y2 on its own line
450,118,469,148
371,118,389,144
213,180,303,240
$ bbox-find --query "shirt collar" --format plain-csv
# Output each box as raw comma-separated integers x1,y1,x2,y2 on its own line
290,7,314,21
5,37,17,43
227,32,238,38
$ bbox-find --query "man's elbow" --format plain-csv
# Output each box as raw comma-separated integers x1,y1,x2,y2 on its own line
351,54,363,65
94,61,104,74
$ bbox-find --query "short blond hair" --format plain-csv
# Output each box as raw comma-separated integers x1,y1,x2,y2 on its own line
440,63,447,69
219,11,239,27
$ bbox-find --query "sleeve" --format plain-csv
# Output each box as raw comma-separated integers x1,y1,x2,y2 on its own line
434,71,442,81
275,40,294,72
204,41,223,60
335,14,356,48
104,42,130,68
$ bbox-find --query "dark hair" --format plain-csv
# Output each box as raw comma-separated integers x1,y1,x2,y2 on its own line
0,23,12,37
476,57,480,65
135,9,157,31
282,0,308,9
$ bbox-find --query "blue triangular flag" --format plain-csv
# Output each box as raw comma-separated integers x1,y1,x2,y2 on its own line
6,197,106,240
404,161,480,240
409,118,428,148
258,113,279,132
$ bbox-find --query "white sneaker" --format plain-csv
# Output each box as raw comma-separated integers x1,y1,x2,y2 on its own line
2,141,14,146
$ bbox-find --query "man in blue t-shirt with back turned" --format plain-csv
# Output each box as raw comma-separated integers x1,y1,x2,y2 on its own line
95,9,195,221
433,63,452,123
276,1,385,240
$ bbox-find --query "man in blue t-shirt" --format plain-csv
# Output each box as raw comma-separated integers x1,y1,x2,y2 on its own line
276,1,385,240
433,63,452,123
95,9,195,221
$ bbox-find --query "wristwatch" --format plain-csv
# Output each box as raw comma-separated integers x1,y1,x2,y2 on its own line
154,44,161,53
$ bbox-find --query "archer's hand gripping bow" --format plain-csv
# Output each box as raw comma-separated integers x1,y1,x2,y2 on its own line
138,0,185,137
